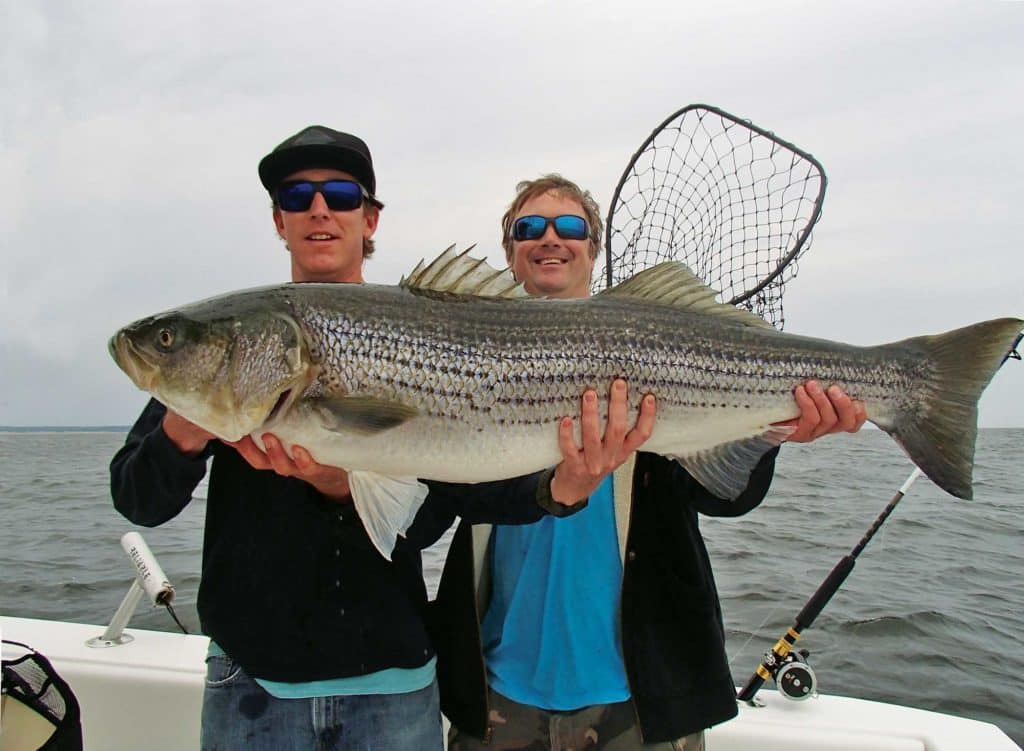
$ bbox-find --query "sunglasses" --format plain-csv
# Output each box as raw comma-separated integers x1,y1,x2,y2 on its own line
275,179,371,212
512,214,589,242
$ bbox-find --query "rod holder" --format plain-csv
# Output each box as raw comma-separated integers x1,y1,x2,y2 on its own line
86,532,175,648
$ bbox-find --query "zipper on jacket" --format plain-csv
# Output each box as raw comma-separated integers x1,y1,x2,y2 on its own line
474,613,494,745
472,528,494,744
620,462,645,743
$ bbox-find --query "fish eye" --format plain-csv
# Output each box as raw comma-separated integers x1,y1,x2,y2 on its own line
156,327,176,351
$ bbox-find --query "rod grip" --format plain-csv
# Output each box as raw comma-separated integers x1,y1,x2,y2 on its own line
796,555,855,628
736,672,767,702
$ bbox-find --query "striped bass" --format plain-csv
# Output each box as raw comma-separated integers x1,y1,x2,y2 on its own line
110,247,1021,503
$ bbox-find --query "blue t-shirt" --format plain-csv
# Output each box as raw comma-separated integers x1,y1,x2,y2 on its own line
480,475,629,710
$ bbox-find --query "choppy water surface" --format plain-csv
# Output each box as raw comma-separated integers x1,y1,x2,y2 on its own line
1,429,1021,744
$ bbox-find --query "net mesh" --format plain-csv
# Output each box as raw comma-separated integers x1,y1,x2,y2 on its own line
598,104,826,330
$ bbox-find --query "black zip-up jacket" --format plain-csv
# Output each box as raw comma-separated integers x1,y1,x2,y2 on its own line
110,398,577,682
426,448,778,743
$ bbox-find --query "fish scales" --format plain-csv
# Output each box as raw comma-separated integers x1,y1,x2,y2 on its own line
291,284,918,438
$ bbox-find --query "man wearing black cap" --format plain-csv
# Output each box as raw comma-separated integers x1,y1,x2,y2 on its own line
110,126,655,750
258,126,385,286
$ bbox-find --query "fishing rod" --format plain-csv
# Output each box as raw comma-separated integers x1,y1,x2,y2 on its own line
737,332,1023,704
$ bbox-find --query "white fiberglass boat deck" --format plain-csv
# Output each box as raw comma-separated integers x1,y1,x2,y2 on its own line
1,615,1018,751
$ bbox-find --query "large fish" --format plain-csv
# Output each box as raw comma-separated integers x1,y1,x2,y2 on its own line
110,247,1020,525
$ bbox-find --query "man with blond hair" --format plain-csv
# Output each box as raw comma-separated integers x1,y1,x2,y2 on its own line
435,174,866,750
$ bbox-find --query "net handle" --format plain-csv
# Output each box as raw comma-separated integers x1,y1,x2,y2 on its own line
603,103,829,302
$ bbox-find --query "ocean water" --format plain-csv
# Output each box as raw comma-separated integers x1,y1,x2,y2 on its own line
1,429,1021,745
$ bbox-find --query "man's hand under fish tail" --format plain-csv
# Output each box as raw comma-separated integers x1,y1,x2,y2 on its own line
550,379,657,504
776,380,868,444
228,434,352,501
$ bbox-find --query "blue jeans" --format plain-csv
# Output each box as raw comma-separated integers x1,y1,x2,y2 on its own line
201,654,443,751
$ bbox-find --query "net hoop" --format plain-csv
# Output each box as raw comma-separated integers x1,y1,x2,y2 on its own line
601,103,827,329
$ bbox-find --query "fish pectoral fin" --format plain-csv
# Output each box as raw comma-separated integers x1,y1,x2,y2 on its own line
311,396,419,435
348,472,429,561
672,425,794,500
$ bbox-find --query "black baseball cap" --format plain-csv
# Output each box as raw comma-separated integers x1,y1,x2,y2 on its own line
258,125,383,207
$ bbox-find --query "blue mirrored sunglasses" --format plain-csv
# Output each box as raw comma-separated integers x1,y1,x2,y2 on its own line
275,179,370,212
512,214,589,242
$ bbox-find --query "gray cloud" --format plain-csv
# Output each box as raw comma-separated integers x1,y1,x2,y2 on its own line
2,0,1021,427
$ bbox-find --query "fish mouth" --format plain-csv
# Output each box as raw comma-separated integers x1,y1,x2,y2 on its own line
109,331,160,391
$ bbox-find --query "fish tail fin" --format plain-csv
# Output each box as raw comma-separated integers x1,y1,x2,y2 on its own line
880,318,1021,499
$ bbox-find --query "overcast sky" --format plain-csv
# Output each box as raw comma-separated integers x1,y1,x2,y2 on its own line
1,0,1021,429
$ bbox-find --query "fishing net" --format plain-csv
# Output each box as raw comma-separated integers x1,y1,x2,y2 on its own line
1,640,83,750
597,104,827,330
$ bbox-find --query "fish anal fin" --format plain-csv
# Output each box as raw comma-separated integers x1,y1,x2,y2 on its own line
311,396,419,435
673,425,794,500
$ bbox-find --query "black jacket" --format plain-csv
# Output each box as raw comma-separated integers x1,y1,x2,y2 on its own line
427,448,778,743
110,398,573,682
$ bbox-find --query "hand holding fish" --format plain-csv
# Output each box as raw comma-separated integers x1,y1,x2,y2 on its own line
226,380,655,507
162,410,216,457
228,434,352,501
778,381,868,443
550,379,657,504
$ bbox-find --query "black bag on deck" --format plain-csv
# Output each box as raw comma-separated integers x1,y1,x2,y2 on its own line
1,640,83,751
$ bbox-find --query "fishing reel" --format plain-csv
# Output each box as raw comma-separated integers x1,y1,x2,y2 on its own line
762,647,817,701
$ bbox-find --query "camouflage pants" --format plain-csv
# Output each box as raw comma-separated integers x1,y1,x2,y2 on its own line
448,689,705,751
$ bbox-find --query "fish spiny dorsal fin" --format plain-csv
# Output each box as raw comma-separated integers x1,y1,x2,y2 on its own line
598,262,773,329
399,244,459,289
400,246,529,299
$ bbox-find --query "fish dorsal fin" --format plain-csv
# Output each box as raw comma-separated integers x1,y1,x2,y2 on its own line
401,245,529,299
598,262,773,329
